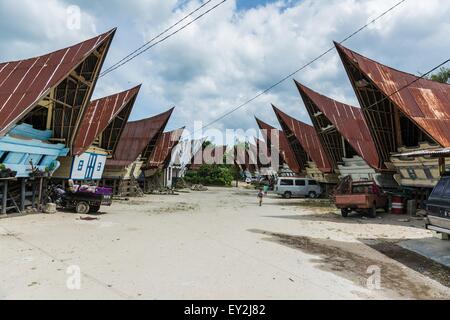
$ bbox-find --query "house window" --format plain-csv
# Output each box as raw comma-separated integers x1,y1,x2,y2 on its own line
78,160,84,171
407,168,417,180
97,162,102,171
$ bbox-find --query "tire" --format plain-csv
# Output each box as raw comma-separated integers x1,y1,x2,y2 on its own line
284,192,292,199
89,205,101,213
341,208,349,218
368,206,377,219
308,191,318,199
75,201,90,214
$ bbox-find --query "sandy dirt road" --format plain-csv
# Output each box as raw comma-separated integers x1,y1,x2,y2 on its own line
0,186,449,300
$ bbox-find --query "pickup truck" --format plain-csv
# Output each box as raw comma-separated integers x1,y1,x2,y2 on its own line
334,178,387,218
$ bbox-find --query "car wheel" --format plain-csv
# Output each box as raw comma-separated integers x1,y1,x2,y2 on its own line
284,192,292,199
341,208,349,218
308,191,317,199
89,205,101,213
75,201,90,214
368,206,377,219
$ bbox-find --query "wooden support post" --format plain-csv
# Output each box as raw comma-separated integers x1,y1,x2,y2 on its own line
2,181,8,215
32,180,36,208
20,179,26,211
38,178,43,212
439,157,446,176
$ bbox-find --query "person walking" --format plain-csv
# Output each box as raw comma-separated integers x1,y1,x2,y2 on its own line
257,188,264,207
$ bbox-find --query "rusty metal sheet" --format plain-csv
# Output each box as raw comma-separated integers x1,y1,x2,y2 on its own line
147,128,185,168
272,106,333,173
0,29,116,137
295,81,380,170
335,43,450,147
255,117,302,173
72,85,141,155
109,108,174,166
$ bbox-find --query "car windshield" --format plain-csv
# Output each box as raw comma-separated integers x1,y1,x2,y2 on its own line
431,179,448,198
352,184,373,194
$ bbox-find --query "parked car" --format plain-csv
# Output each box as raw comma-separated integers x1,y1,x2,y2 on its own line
334,177,387,218
275,177,322,199
425,175,450,235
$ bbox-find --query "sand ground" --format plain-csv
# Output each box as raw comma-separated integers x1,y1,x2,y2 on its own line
0,186,449,300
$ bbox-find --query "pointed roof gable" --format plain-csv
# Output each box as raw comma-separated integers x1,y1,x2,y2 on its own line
109,108,174,166
255,117,302,173
73,85,141,155
147,127,185,168
273,106,332,173
335,42,450,148
0,29,116,137
295,81,380,169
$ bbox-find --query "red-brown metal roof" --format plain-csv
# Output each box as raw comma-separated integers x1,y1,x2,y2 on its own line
0,29,116,137
295,81,380,169
335,42,450,148
73,85,141,156
108,108,174,167
273,106,333,173
255,117,302,173
147,128,185,169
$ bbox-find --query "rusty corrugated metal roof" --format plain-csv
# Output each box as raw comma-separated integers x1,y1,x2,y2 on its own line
147,128,185,168
335,42,450,148
273,106,333,173
295,81,380,170
0,29,116,137
73,85,141,156
108,108,174,166
255,117,302,173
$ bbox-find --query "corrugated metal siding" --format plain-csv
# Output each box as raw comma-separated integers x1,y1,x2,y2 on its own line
255,117,301,173
273,107,333,173
72,85,141,155
295,81,380,170
147,128,184,168
0,29,116,137
336,43,450,148
110,108,174,165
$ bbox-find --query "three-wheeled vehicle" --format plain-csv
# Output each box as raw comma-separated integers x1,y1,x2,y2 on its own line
425,174,450,236
334,176,388,218
47,184,113,214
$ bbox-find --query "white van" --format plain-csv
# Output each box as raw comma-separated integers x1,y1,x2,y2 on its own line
275,177,322,199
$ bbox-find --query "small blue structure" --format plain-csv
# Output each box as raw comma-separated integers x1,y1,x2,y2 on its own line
0,124,69,178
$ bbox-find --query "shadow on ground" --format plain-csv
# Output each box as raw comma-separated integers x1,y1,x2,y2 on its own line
249,229,450,299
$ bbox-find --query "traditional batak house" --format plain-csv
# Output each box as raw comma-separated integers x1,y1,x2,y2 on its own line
164,138,205,187
336,42,450,190
255,117,301,175
295,81,382,182
272,105,337,184
0,29,116,214
102,108,174,196
142,128,185,191
53,85,141,183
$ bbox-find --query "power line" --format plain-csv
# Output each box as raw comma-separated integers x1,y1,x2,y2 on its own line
100,0,215,76
100,0,228,78
198,0,408,131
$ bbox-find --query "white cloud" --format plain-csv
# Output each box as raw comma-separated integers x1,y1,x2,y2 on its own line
1,0,450,138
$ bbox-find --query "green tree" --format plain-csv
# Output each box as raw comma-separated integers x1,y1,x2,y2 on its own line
429,67,450,84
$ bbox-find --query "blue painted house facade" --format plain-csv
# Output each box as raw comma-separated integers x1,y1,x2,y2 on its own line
0,124,68,178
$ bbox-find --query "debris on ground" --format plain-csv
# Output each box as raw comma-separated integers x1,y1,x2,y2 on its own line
191,184,208,192
78,216,100,221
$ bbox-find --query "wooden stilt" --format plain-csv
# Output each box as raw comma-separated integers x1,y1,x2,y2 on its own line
20,179,26,211
2,181,8,215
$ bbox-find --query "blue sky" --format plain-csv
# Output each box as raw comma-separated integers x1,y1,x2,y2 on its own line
1,0,450,141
